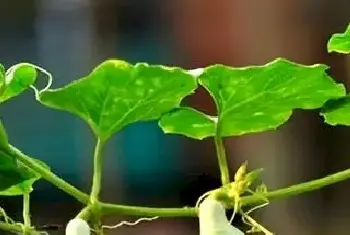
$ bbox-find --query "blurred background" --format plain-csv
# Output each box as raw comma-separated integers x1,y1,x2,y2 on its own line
1,0,350,234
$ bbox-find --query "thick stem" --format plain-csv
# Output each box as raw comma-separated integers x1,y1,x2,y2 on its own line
23,193,31,234
6,145,89,204
90,138,105,204
214,132,230,185
88,138,105,235
76,206,92,220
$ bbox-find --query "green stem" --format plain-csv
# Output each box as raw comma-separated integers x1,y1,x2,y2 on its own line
0,222,23,234
241,167,350,207
100,203,197,217
88,138,105,235
102,166,350,217
76,206,92,220
0,222,41,235
3,142,350,224
90,138,105,204
214,131,230,185
23,193,31,234
7,145,89,204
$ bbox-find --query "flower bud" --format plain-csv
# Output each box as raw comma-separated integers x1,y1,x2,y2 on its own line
199,197,244,235
65,218,90,235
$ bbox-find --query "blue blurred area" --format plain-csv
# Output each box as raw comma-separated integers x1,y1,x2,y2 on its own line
113,30,183,200
0,0,182,203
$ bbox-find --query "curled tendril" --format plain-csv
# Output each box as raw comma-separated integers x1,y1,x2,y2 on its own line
0,207,14,224
87,216,160,234
101,216,159,230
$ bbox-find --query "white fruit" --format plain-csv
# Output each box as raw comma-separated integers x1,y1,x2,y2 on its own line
65,218,91,235
199,197,244,235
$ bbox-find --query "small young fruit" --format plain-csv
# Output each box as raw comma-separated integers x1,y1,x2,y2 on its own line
65,218,90,235
199,197,244,235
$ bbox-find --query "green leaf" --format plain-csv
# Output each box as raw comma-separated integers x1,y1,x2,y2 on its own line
159,107,216,139
0,158,50,196
38,59,197,140
159,58,345,138
0,153,30,194
327,23,350,54
0,63,37,102
0,122,47,196
198,58,345,137
320,96,350,125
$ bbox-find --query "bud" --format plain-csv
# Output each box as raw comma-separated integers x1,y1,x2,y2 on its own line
234,161,248,182
199,197,244,235
65,218,90,235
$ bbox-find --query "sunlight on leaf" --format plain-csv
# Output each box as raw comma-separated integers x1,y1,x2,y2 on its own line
159,107,216,139
0,63,37,103
38,60,197,140
327,23,350,54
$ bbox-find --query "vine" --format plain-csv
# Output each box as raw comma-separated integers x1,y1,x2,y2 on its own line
0,23,349,234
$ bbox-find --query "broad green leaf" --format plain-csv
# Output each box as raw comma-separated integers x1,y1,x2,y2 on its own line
200,58,345,136
159,58,345,138
0,64,37,102
159,107,216,139
0,158,50,196
327,23,350,54
38,59,197,140
320,96,350,125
